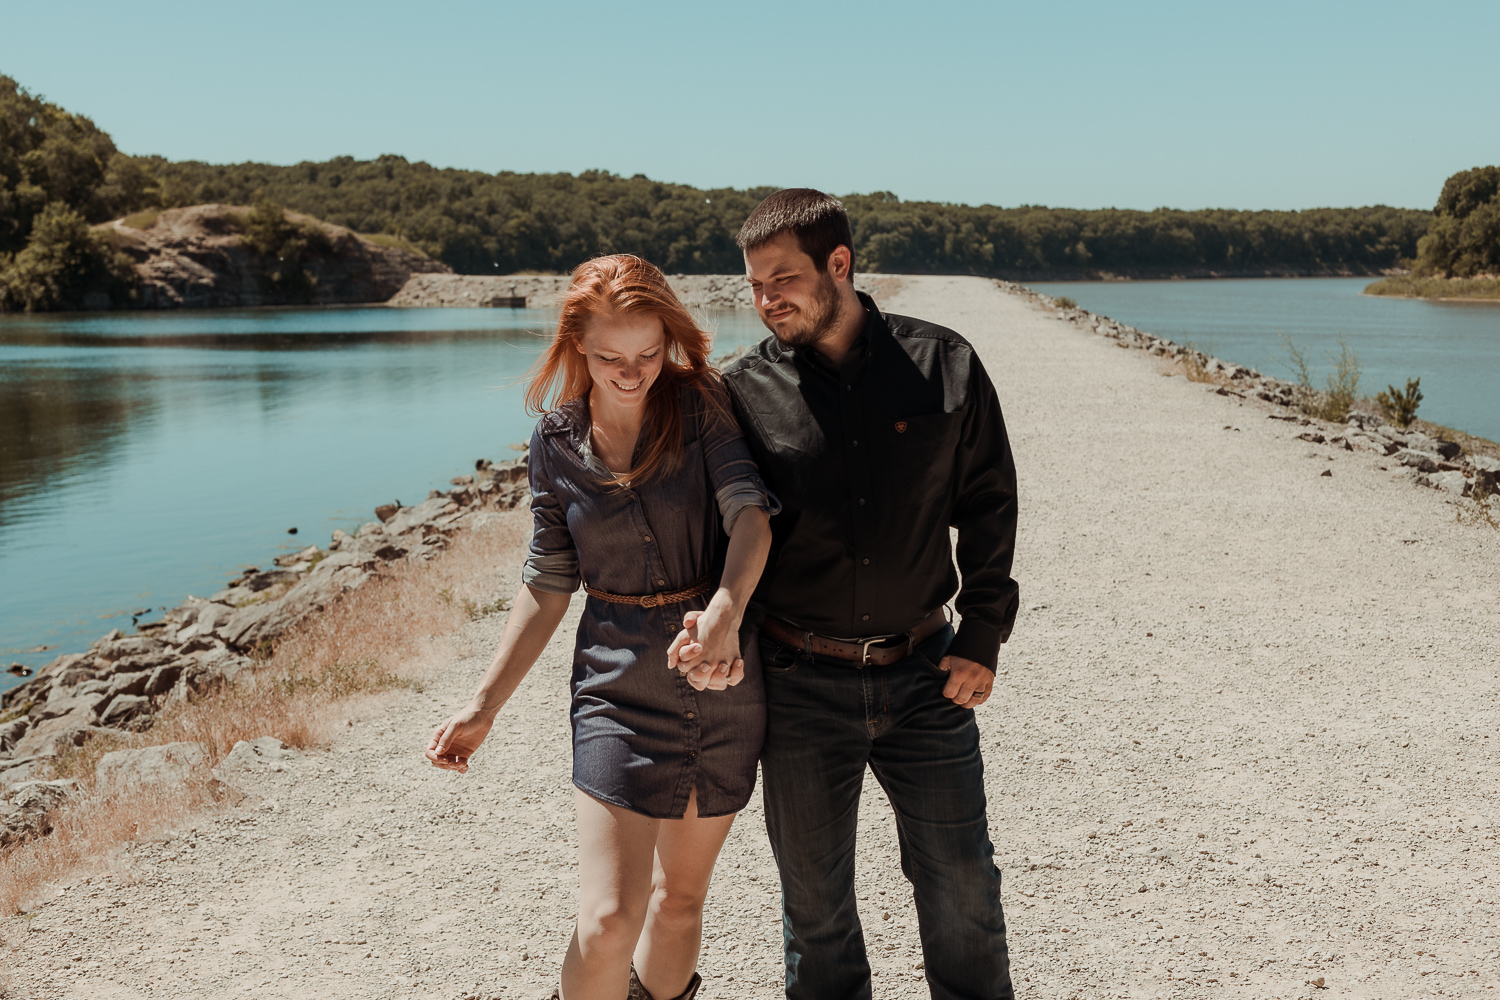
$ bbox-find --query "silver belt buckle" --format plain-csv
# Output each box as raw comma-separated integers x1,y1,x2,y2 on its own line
858,634,899,665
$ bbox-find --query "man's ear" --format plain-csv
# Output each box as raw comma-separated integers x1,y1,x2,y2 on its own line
827,244,854,283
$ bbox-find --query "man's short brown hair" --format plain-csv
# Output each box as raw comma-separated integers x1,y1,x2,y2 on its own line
735,188,854,275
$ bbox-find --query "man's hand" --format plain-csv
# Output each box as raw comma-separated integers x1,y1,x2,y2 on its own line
937,654,994,709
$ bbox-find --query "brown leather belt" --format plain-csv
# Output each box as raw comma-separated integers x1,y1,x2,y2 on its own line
761,608,949,666
584,575,712,609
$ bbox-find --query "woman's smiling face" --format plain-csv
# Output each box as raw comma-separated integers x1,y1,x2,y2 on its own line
577,311,666,411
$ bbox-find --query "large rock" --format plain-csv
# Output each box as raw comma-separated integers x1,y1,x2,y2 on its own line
96,742,207,790
1428,470,1470,496
1397,449,1443,474
0,779,75,846
212,736,296,790
10,709,95,758
36,687,109,723
381,496,451,537
145,659,189,697
105,669,153,700
0,717,30,752
98,694,150,728
94,635,168,663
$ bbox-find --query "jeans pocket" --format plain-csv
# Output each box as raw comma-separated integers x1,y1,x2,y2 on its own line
759,637,799,674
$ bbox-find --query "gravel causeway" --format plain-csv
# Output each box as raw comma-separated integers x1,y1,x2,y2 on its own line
4,276,1497,999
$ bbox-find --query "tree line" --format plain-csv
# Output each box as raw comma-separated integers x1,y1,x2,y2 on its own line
0,73,1477,312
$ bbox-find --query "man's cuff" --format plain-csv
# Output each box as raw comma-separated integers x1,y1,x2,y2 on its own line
947,620,1002,672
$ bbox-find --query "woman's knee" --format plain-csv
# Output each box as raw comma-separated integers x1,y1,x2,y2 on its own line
648,880,708,932
577,894,649,955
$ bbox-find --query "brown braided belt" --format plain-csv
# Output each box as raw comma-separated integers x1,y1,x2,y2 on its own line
583,575,712,609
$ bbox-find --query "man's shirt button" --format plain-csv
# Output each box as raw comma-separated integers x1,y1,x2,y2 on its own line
852,440,858,448
862,558,870,565
685,711,696,720
862,614,870,622
657,578,666,586
858,498,865,505
643,535,652,542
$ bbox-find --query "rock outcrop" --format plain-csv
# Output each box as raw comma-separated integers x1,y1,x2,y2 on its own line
102,205,450,309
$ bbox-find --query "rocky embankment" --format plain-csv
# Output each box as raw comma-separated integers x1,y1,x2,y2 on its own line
1004,280,1500,503
102,205,450,309
0,455,532,846
387,272,904,312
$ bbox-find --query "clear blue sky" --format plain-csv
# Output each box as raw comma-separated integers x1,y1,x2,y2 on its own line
3,0,1496,211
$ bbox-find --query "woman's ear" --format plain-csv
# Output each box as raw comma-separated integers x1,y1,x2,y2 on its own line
574,337,587,355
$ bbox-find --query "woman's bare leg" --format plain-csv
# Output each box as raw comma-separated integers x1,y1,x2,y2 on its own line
633,789,737,999
562,789,661,1000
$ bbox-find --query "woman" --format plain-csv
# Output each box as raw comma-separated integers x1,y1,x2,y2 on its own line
425,255,776,1000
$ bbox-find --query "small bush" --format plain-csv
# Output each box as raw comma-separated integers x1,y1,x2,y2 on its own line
1376,377,1423,428
1054,295,1078,310
1280,333,1361,422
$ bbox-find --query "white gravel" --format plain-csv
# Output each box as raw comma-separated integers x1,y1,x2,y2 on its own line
4,276,1497,1000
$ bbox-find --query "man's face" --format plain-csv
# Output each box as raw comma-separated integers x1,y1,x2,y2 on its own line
744,233,844,349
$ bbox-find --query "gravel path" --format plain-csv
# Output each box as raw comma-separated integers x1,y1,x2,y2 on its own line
5,277,1497,999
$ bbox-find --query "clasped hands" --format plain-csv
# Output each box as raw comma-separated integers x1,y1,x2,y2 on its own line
667,606,744,692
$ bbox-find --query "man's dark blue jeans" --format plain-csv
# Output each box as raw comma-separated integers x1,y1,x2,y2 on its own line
758,625,1014,1000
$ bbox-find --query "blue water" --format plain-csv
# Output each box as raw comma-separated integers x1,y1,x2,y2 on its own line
1030,277,1499,443
0,305,772,691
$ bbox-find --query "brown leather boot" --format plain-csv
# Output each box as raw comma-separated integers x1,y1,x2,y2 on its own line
629,966,703,1000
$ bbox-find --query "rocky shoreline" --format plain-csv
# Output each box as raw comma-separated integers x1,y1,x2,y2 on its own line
0,454,532,845
1001,279,1500,503
386,272,905,312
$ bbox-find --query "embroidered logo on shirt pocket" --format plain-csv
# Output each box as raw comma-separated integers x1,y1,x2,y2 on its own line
888,411,962,504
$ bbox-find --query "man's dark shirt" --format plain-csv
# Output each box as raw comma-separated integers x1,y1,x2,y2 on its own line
722,292,1019,669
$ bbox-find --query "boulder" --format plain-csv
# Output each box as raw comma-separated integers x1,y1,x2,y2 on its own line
98,694,150,727
382,496,451,537
10,709,95,758
96,742,207,790
94,635,167,663
328,528,355,550
0,718,30,752
1428,470,1470,496
145,659,190,697
1397,449,1442,474
105,670,153,700
212,736,296,789
37,687,109,723
0,779,75,846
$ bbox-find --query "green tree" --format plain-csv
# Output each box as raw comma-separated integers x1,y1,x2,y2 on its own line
1413,166,1500,278
0,202,136,312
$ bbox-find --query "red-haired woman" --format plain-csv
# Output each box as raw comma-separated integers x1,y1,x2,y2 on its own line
426,255,777,1000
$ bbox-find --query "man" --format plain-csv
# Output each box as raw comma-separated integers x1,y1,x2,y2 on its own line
721,189,1019,1000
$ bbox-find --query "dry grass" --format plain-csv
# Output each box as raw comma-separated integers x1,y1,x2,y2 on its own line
0,510,529,918
121,208,162,230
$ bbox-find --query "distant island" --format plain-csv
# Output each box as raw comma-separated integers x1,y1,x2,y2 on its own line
0,72,1457,313
1364,166,1500,301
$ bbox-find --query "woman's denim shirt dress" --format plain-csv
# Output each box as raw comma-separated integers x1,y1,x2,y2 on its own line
523,379,779,818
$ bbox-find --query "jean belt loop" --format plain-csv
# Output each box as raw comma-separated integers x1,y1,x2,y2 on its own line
905,629,917,656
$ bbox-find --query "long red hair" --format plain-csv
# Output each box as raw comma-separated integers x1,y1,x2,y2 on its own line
524,254,721,487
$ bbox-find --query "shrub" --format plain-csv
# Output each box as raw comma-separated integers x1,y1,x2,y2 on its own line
0,202,136,311
1054,295,1078,310
1280,333,1361,422
1376,377,1423,428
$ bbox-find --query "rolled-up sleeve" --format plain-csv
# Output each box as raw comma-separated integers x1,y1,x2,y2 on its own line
699,380,780,536
522,428,581,594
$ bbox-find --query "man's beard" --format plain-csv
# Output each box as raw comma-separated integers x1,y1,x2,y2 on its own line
765,271,844,350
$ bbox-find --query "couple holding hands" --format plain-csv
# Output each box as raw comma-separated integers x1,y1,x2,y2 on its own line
426,189,1020,1000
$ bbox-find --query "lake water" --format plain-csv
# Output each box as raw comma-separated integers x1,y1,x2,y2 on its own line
0,306,771,691
1031,277,1499,443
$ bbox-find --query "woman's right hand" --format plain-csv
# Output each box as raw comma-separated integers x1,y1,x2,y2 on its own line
425,707,496,774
